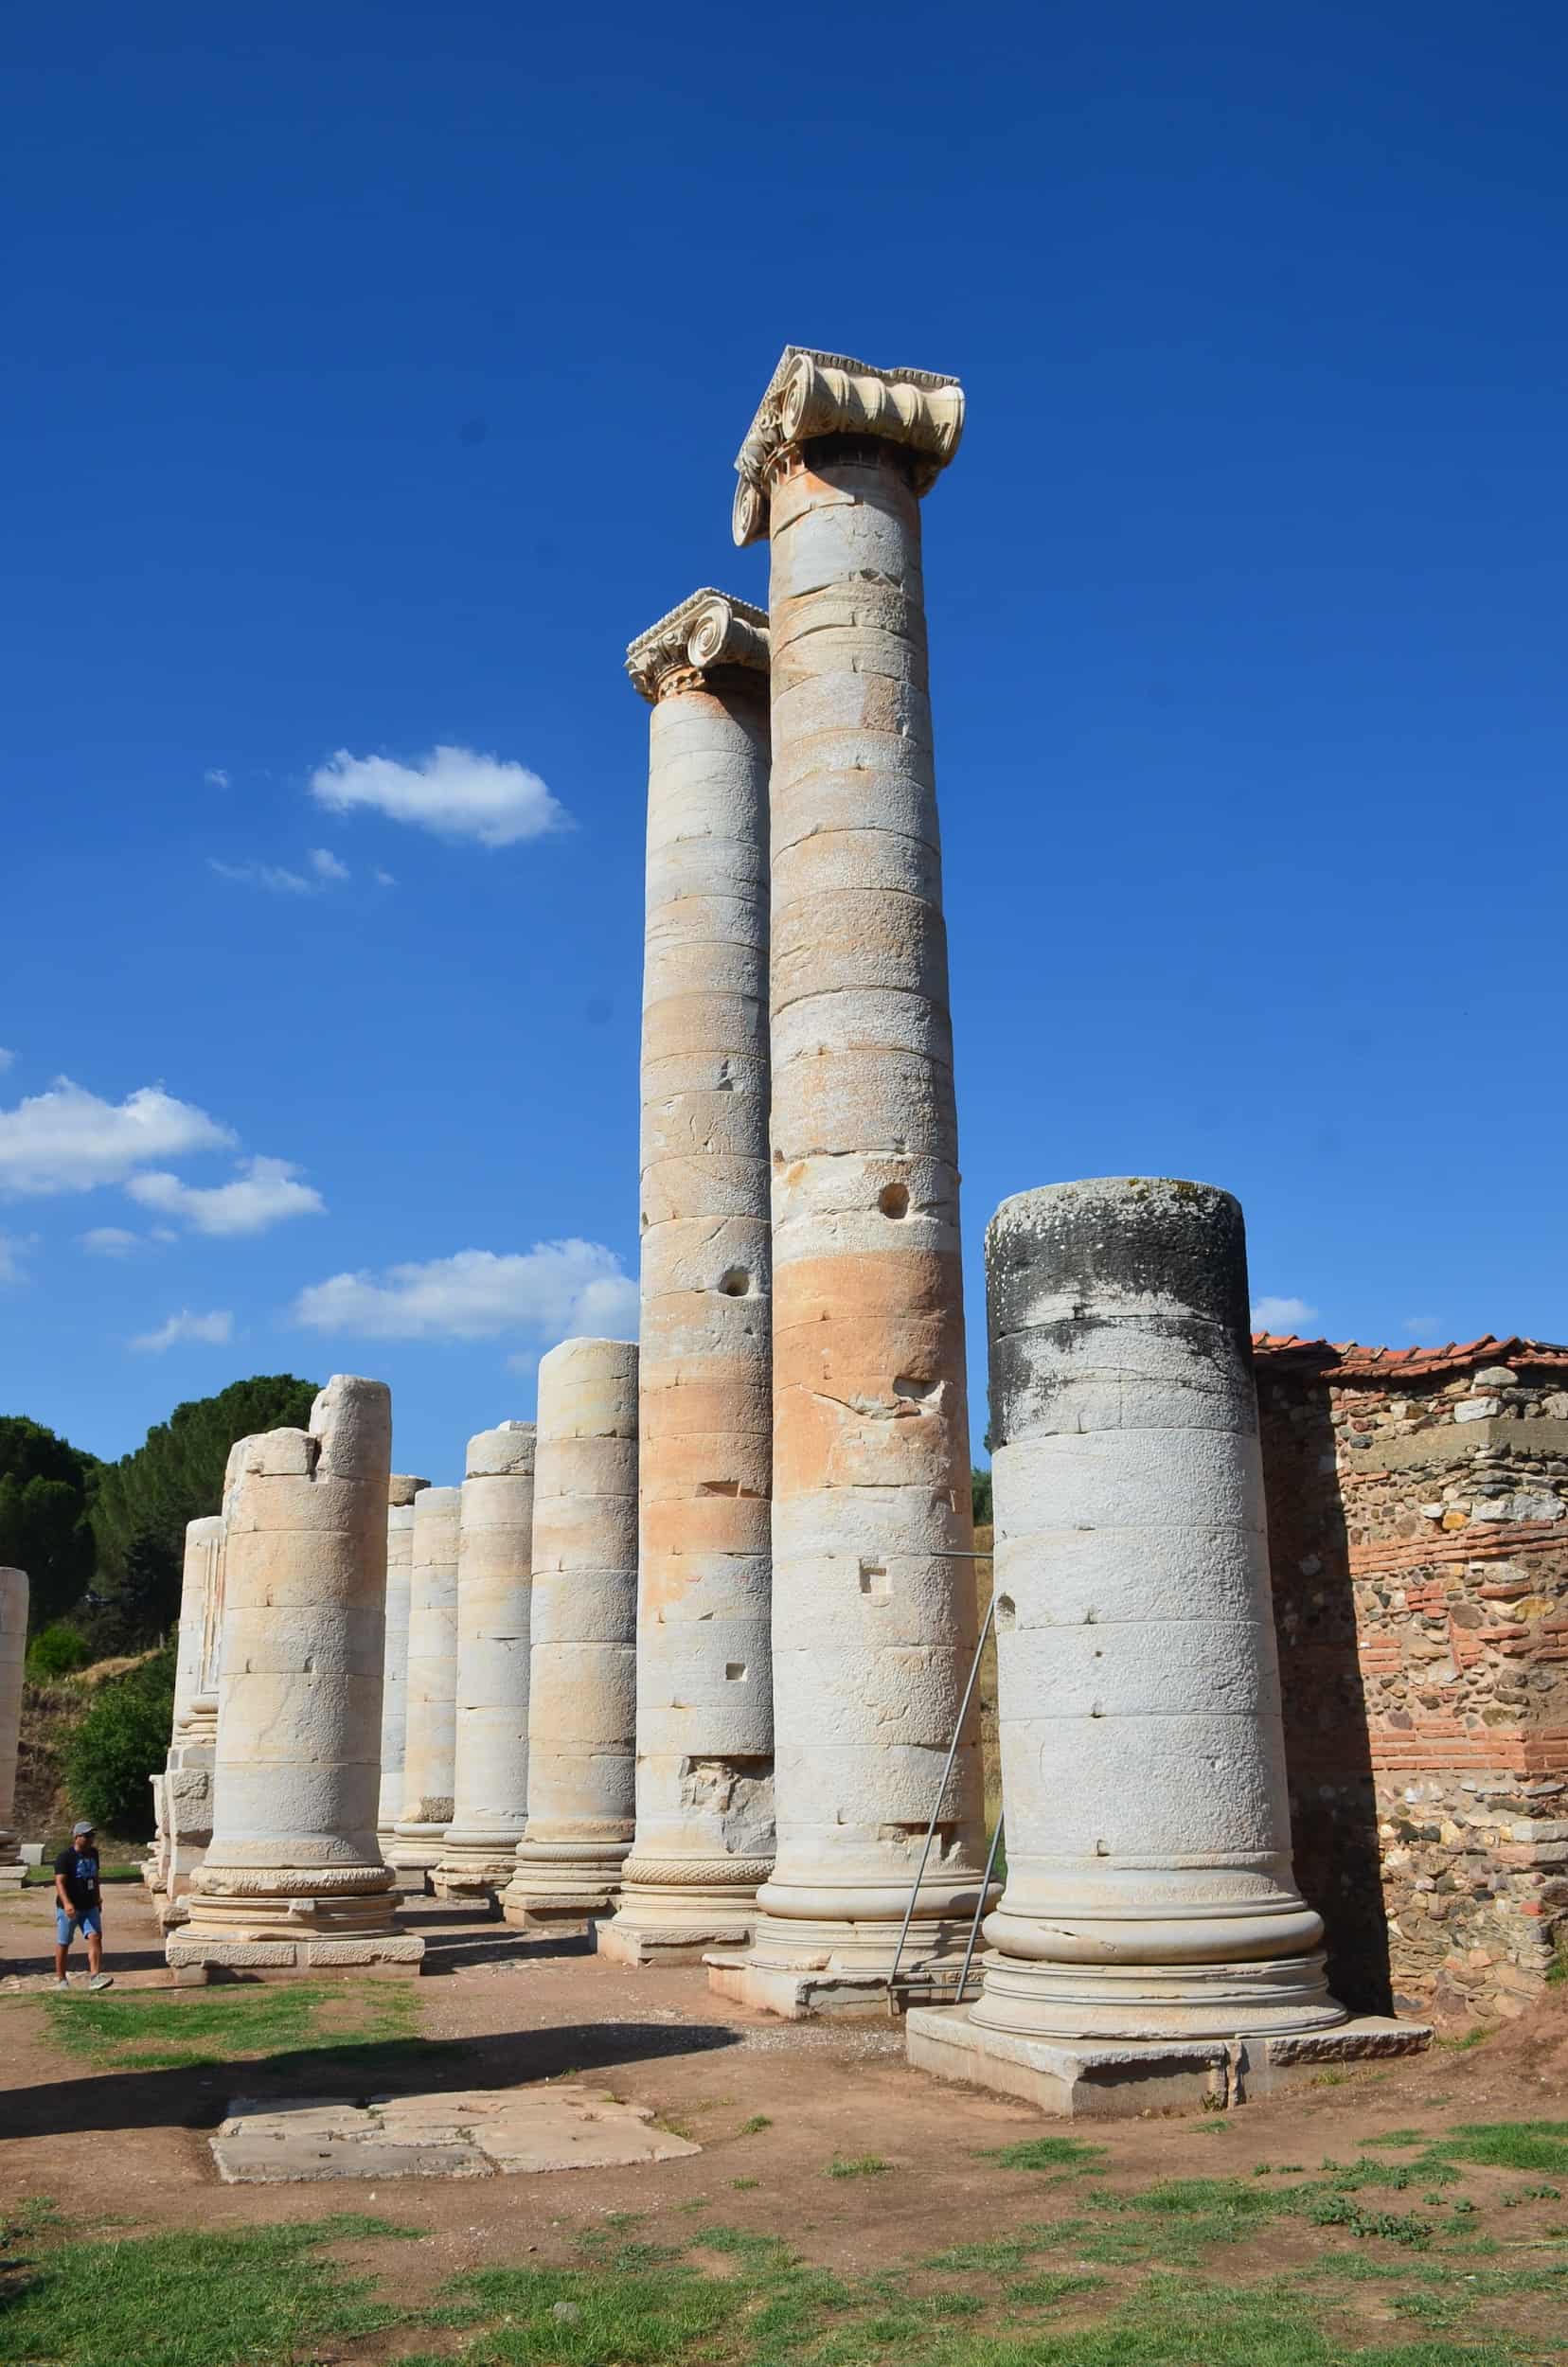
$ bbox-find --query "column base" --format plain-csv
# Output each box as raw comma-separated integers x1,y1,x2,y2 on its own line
432,1845,519,1902
499,1841,629,1932
597,1867,764,1965
971,1949,1348,2042
0,1858,27,1891
905,2004,1432,2117
172,1867,421,1975
704,1909,984,2020
385,1823,446,1877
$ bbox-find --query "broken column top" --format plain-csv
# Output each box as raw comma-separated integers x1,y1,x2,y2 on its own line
985,1180,1252,1441
388,1474,431,1507
732,345,967,545
466,1421,537,1479
228,1376,392,1485
625,589,769,703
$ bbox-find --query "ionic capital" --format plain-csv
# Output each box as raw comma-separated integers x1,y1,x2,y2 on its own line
732,346,966,545
625,588,770,704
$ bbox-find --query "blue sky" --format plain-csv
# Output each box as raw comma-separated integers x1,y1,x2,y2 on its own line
4,1,1565,1484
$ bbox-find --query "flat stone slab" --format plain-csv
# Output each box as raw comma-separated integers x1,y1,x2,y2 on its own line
209,2086,703,2183
905,2006,1432,2117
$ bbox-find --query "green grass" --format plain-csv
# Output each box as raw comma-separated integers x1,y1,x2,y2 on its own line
35,1976,461,2073
826,2152,889,2179
1415,2120,1568,2176
0,2213,417,2367
737,2112,772,2135
986,2135,1109,2174
5,2176,1565,2367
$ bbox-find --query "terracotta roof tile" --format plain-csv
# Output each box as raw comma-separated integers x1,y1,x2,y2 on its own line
1251,1331,1568,1380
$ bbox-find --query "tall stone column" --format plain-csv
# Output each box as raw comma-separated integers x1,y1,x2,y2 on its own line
169,1377,421,1977
387,1485,460,1881
0,1568,27,1888
600,593,775,1968
378,1475,429,1870
501,1339,637,1931
436,1423,536,1899
157,1514,226,1921
147,1522,209,1892
904,1181,1422,2117
708,347,989,2018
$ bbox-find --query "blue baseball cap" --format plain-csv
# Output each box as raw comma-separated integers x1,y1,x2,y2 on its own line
72,1820,94,1836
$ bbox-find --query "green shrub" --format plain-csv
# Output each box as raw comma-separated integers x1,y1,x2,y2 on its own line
62,1647,175,1837
26,1622,92,1682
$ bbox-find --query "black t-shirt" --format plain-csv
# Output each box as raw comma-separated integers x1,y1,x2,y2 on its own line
54,1846,100,1913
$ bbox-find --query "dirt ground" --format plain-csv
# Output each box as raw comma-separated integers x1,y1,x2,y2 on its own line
2,1875,1565,2347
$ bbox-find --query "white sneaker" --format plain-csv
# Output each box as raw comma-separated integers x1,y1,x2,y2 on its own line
88,1972,114,1991
53,1977,70,1990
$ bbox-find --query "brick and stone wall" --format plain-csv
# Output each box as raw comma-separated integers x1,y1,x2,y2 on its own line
1255,1333,1568,2023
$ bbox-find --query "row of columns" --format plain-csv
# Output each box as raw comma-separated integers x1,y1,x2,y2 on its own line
137,346,1358,2096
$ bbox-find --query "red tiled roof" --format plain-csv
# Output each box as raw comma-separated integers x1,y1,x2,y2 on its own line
1251,1332,1568,1379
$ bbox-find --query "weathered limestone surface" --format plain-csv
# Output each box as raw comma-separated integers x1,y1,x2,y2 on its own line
502,1340,638,1931
378,1476,430,1858
155,1515,226,1921
982,1178,1345,2043
708,349,989,2015
436,1423,536,1898
169,1377,421,1976
387,1486,460,1878
601,592,775,1967
0,1567,27,1886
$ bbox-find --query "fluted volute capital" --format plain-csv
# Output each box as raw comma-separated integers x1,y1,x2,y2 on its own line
625,588,769,703
732,345,966,545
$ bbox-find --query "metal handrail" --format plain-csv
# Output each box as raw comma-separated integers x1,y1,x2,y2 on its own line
886,1585,996,2009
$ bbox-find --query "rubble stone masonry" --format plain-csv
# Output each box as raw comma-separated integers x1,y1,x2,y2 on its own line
1255,1333,1568,2023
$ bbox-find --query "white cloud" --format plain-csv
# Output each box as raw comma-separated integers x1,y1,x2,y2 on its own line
0,1079,234,1197
0,1233,35,1284
292,1240,636,1345
309,846,350,882
209,857,314,896
131,1307,234,1353
309,745,571,848
374,867,396,888
1251,1293,1320,1333
80,1226,141,1257
1403,1313,1442,1338
127,1154,326,1237
204,767,231,789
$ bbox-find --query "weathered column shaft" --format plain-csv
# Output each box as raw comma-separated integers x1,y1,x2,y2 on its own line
976,1178,1344,2038
0,1567,27,1884
601,592,775,1967
501,1339,637,1931
157,1514,226,1915
170,1376,420,1975
387,1484,460,1875
436,1423,535,1898
378,1475,429,1856
711,348,988,2011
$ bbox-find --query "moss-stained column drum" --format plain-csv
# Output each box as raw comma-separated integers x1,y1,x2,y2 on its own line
0,1567,27,1886
501,1340,637,1931
600,592,775,1967
436,1423,536,1898
169,1377,421,1976
387,1485,460,1878
709,348,989,2016
378,1475,429,1860
977,1178,1345,2038
158,1514,226,1918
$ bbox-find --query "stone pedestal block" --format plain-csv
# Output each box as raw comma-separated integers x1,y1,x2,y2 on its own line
387,1485,459,1879
169,1377,419,1977
0,1567,27,1887
711,349,989,2014
601,593,775,1968
436,1424,535,1898
377,1476,429,1856
501,1340,637,1932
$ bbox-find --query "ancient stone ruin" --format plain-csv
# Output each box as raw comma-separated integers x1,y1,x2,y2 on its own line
0,1567,27,1889
64,339,1552,2108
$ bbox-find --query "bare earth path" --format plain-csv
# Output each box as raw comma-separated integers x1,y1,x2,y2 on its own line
3,1878,1565,2358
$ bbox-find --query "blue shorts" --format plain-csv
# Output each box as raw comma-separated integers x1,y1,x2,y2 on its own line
56,1907,101,1946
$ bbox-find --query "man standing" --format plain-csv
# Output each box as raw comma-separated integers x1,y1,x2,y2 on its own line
53,1819,113,1991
